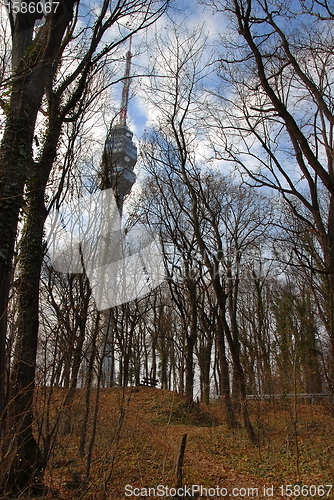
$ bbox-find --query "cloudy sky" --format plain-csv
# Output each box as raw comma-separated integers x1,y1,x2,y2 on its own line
128,1,226,139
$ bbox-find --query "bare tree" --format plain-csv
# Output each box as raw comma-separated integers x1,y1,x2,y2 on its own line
206,0,334,383
0,0,169,493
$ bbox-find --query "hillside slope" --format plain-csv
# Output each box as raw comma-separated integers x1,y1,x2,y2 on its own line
33,387,334,499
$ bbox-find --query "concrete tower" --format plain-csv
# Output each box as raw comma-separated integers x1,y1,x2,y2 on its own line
100,39,137,204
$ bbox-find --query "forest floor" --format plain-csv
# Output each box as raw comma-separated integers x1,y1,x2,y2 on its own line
32,387,334,499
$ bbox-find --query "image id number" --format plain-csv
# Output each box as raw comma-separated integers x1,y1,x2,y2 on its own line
279,485,333,497
5,1,59,14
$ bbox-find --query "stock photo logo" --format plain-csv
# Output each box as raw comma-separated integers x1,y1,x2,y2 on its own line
46,188,166,310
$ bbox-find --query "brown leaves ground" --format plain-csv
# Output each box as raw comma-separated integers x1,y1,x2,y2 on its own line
32,388,334,499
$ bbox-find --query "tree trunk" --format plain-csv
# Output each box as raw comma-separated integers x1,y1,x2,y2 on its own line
0,1,76,428
80,312,100,458
324,195,334,382
223,320,255,441
201,342,212,405
5,182,46,491
185,274,197,407
3,107,66,491
216,317,236,429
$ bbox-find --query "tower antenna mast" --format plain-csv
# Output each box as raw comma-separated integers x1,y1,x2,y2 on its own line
102,36,137,200
119,36,132,126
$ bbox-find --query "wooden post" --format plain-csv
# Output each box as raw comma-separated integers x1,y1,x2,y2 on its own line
175,433,187,488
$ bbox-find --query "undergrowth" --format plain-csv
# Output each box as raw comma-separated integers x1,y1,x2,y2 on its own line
11,388,334,499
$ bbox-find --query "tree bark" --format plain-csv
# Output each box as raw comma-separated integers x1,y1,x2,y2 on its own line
0,0,76,430
185,282,197,408
216,312,236,429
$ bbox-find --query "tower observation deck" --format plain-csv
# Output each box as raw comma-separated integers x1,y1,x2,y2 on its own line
100,40,137,201
104,124,137,196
